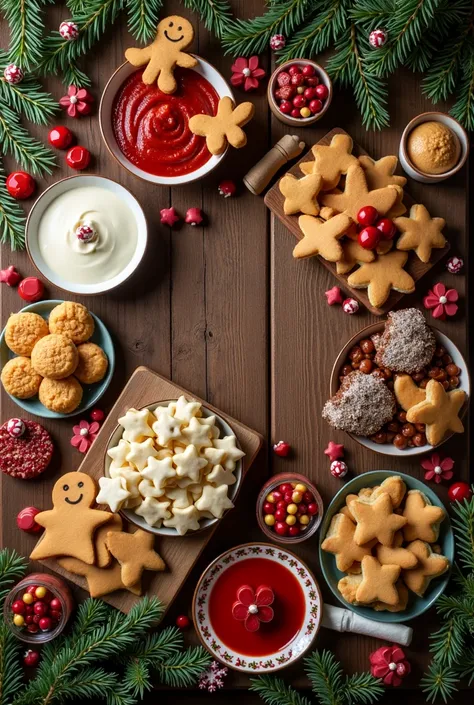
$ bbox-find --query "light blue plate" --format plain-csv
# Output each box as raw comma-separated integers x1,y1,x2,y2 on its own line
0,300,115,419
319,471,454,622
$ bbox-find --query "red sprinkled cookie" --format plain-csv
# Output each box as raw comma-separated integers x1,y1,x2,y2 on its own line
0,420,53,479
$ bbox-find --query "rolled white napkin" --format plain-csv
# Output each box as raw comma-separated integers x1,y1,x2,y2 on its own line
322,604,413,647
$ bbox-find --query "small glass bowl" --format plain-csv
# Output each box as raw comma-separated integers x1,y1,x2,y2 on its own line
256,472,324,544
3,573,74,644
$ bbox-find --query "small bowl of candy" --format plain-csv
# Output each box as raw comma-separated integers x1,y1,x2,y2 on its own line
257,472,323,543
267,59,332,126
4,573,74,643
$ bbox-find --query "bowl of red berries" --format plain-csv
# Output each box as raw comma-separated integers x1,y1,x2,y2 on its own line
268,60,332,126
4,573,73,643
257,472,323,543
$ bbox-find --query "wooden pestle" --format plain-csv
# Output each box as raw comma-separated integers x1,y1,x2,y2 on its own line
243,134,305,195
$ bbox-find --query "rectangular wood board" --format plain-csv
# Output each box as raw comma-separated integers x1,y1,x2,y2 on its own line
264,127,450,315
36,366,263,614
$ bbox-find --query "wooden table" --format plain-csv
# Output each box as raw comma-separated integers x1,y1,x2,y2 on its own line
0,2,471,702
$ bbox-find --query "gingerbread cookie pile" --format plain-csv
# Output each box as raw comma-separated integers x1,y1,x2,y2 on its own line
280,134,448,308
102,396,245,535
322,476,450,611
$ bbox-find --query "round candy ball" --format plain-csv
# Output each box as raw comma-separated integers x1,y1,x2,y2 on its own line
369,28,388,48
342,298,359,315
48,126,73,150
59,20,79,40
7,418,25,438
16,506,42,533
269,34,286,51
3,63,24,84
24,649,40,667
446,256,464,274
18,277,44,302
176,615,190,629
6,171,35,200
330,460,348,478
66,145,90,170
448,481,472,503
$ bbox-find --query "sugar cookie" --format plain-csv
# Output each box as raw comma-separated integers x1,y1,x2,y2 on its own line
119,408,155,443
152,410,183,446
31,334,78,380
48,302,94,344
106,529,165,587
373,581,409,612
207,464,237,487
395,204,447,263
402,489,445,543
188,96,254,155
351,492,407,546
371,476,406,508
348,251,415,308
173,444,207,482
203,447,227,465
169,395,201,422
376,542,418,570
321,513,375,572
94,514,123,568
394,375,426,412
406,379,465,446
39,376,83,414
358,155,407,190
134,497,171,527
5,312,48,356
300,134,359,189
403,540,449,596
74,343,108,384
279,173,322,216
1,357,42,399
321,165,399,221
96,476,130,513
336,237,375,275
355,556,400,606
114,466,142,497
294,213,352,261
126,438,159,471
140,456,176,490
212,435,245,469
337,573,362,604
59,557,141,597
195,484,234,519
138,479,162,498
163,505,201,535
107,439,132,468
182,417,213,450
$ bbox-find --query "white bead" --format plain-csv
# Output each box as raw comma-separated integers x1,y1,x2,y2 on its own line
70,95,78,104
242,68,251,77
434,466,442,475
389,662,397,671
248,604,258,614
80,428,89,436
439,296,447,304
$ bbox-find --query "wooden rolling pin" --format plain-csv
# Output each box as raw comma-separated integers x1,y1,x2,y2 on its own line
243,134,305,195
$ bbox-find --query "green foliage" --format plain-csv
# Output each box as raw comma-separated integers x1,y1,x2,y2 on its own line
0,0,47,70
182,0,233,39
156,648,212,688
125,0,162,43
0,103,55,174
250,674,313,705
342,672,385,705
0,550,27,705
0,77,58,125
0,549,27,604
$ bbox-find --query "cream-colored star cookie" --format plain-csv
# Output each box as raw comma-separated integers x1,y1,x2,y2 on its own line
163,505,201,535
195,484,234,519
213,435,245,470
152,410,183,446
118,408,155,443
126,438,158,472
188,483,204,501
173,444,208,482
279,173,322,216
166,487,191,508
107,439,131,468
176,476,197,488
181,416,213,450
138,479,162,498
113,467,142,498
202,447,227,465
135,497,171,527
169,395,201,422
140,456,176,490
207,464,237,487
96,476,131,513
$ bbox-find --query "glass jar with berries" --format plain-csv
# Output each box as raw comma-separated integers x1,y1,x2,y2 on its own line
268,60,332,126
4,573,74,643
256,472,323,544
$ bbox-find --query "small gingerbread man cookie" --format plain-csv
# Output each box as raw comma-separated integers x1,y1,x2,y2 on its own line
188,96,254,155
294,213,352,261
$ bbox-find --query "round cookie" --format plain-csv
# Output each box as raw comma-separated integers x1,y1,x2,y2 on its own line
49,302,95,344
0,419,53,479
5,312,49,356
31,334,79,380
39,376,83,414
1,357,42,399
75,343,108,384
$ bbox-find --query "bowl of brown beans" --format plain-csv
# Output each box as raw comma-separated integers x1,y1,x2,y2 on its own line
329,322,469,456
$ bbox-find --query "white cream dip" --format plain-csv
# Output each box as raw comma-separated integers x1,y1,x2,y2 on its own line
38,186,138,285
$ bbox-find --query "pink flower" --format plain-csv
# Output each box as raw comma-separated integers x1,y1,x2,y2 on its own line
423,283,458,320
230,56,266,92
421,453,454,484
231,584,274,631
59,85,94,117
370,645,411,686
70,419,100,453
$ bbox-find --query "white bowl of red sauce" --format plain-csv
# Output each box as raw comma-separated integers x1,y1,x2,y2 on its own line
100,58,233,185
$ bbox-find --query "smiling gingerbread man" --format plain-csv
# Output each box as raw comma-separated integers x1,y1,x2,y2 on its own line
30,472,111,565
125,15,197,94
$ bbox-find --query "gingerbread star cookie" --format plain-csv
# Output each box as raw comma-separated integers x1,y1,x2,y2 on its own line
125,16,197,93
336,237,375,275
370,476,406,508
59,557,142,598
358,155,407,190
406,379,465,445
321,165,399,221
94,514,123,568
279,173,322,216
394,374,426,412
351,492,407,546
403,490,446,543
403,540,449,596
321,513,375,572
348,250,415,308
395,204,447,263
356,556,401,606
300,134,359,189
189,96,254,155
376,540,418,570
294,213,352,261
373,580,410,612
106,529,166,588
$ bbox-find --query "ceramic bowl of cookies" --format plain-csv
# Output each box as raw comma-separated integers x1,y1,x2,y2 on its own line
324,308,469,456
268,59,332,126
100,58,234,186
0,300,115,419
319,471,454,622
102,397,244,536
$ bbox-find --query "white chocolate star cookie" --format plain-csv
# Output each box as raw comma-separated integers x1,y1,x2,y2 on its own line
107,439,131,467
118,408,155,442
114,467,142,498
152,410,183,446
207,464,237,487
195,484,234,519
140,456,176,491
135,497,171,527
173,444,208,482
169,395,201,422
166,487,191,508
213,435,245,470
126,438,158,471
96,476,131,513
163,505,201,535
203,447,227,465
181,417,213,451
138,479,162,498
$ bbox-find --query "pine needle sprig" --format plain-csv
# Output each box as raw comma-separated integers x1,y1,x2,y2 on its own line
122,626,183,663
305,650,344,705
450,485,474,571
342,672,385,705
125,0,162,43
350,0,394,25
428,617,466,667
0,165,27,249
421,662,459,703
63,62,92,88
0,548,27,604
250,674,314,705
456,648,474,684
182,0,234,39
0,550,27,703
450,41,474,132
155,648,211,688
0,77,58,124
422,20,473,100
0,0,48,70
0,104,55,174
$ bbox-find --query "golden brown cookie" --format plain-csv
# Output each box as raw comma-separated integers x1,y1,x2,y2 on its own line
75,343,108,384
358,155,407,190
376,542,418,570
293,213,352,261
5,312,49,356
406,379,465,445
106,529,166,588
337,573,362,604
321,513,375,572
94,514,123,569
351,492,407,546
279,173,322,216
39,376,83,414
336,237,375,275
394,375,426,411
125,15,197,93
371,476,406,508
356,556,401,606
31,334,78,380
348,251,415,309
403,490,445,543
59,557,141,598
373,581,409,612
321,165,399,221
386,187,407,218
30,472,112,564
395,204,447,263
49,302,94,344
300,134,359,189
188,96,254,155
403,540,449,596
1,357,42,399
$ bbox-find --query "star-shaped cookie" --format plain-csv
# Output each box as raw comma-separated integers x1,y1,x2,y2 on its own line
195,484,234,518
96,476,130,513
406,379,465,445
188,96,254,155
118,408,155,443
403,490,446,543
152,410,183,446
212,435,245,470
135,497,171,527
279,173,322,216
140,456,176,491
394,375,426,411
336,237,375,274
321,513,375,572
207,463,237,487
358,155,407,190
376,542,418,570
173,444,207,482
59,557,142,598
293,213,352,261
395,204,447,263
403,540,449,596
126,438,158,471
347,250,415,309
356,556,401,606
321,164,399,221
163,505,201,535
351,492,407,546
106,529,166,588
300,134,359,189
169,395,201,422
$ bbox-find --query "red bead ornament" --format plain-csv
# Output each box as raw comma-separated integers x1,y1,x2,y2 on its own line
232,584,274,632
230,56,266,92
176,614,190,629
48,126,73,149
357,205,378,226
358,226,381,250
448,481,472,503
59,86,94,117
369,29,388,48
270,34,286,51
160,207,180,227
324,441,344,462
325,286,343,305
17,507,42,533
370,645,410,686
330,460,348,479
342,298,359,315
218,180,237,198
0,265,21,287
6,171,35,200
59,20,79,40
446,256,463,274
18,277,44,302
90,408,105,422
3,63,24,84
185,207,204,226
273,441,291,457
66,145,90,170
7,418,25,438
24,649,40,667
376,217,396,240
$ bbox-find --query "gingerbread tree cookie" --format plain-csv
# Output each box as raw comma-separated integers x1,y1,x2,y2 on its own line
395,204,447,263
406,379,465,445
294,213,352,261
321,164,399,221
125,15,197,93
279,173,322,216
188,96,254,155
348,250,415,308
300,134,359,189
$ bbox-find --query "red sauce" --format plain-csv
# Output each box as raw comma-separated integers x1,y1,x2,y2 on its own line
112,68,219,177
208,558,306,657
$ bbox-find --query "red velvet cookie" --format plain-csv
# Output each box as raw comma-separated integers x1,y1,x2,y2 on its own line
0,420,53,479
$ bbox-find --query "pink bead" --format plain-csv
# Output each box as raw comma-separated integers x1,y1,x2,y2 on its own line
342,298,359,314
330,460,348,478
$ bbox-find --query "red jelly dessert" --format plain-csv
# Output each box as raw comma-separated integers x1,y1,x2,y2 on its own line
0,420,53,479
112,68,220,177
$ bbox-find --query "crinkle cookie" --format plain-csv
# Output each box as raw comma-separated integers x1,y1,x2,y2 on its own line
75,343,108,384
39,376,83,414
5,312,49,356
49,302,95,344
1,357,42,399
31,334,78,380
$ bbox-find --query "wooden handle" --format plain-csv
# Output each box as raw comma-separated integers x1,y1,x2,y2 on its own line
243,135,305,195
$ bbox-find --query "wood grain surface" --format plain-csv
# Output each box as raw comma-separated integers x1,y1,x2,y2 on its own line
0,0,471,699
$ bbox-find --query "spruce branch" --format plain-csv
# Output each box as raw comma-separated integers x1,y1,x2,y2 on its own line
63,63,92,88
428,617,466,667
182,0,233,39
0,0,47,70
0,104,55,174
0,77,58,125
0,549,27,604
450,44,474,131
422,22,473,101
122,626,183,664
350,0,394,25
342,673,385,705
305,650,344,705
125,0,162,43
155,647,211,688
0,550,27,704
456,648,474,684
449,488,474,571
250,674,314,705
421,662,459,703
123,658,151,699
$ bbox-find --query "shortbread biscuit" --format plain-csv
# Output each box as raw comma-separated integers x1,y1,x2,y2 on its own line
49,302,94,344
279,172,322,215
348,251,415,309
39,376,83,414
376,542,418,570
403,540,449,596
300,134,359,190
321,513,375,572
321,164,399,221
338,573,362,604
5,312,49,356
31,334,78,380
403,490,445,543
394,375,426,411
189,96,254,155
358,155,407,190
356,556,400,606
294,213,352,261
336,237,375,275
106,529,166,587
406,379,465,446
1,357,42,399
373,581,409,612
395,204,447,263
59,557,141,597
351,492,407,546
75,342,108,384
371,476,406,508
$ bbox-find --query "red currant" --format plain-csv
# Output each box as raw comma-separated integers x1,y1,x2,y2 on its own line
288,525,301,537
357,205,378,226
448,482,472,503
279,100,292,114
303,491,314,503
309,99,323,114
34,602,48,617
263,502,275,514
358,226,381,250
290,108,300,118
27,623,39,634
284,492,293,503
49,597,62,611
290,73,305,86
66,145,90,170
272,490,283,502
307,502,319,515
288,65,302,76
25,615,34,625
48,126,73,150
275,508,287,521
315,84,329,100
6,171,35,199
306,76,320,86
176,615,190,629
275,521,289,536
26,585,38,596
24,649,40,667
12,600,26,615
50,610,62,621
376,217,397,239
276,500,287,510
303,87,316,100
292,95,306,108
279,483,292,493
302,64,315,77
39,617,52,631
274,441,291,457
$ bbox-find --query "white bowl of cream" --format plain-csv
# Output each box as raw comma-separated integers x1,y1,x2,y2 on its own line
26,175,147,295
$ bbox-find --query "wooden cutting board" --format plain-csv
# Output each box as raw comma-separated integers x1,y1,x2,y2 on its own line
36,366,263,614
264,127,450,315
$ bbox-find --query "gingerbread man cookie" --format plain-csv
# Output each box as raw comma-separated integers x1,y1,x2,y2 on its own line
395,204,447,263
279,173,322,216
321,165,399,222
406,379,465,445
300,134,359,189
125,16,197,93
106,529,166,588
348,250,415,309
30,472,112,565
294,213,352,261
188,96,254,155
321,513,375,572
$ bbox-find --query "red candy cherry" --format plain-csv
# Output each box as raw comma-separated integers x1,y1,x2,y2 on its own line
6,171,35,200
12,600,26,615
48,126,73,150
26,585,38,596
358,226,381,250
307,502,319,515
303,87,316,100
315,84,329,100
275,521,289,536
24,649,40,667
279,483,292,493
276,500,287,510
448,482,472,503
50,609,62,621
176,615,190,629
66,145,90,170
279,100,292,114
272,490,283,502
376,217,397,240
309,99,323,114
292,94,306,108
263,502,275,514
34,602,48,617
49,597,62,611
90,408,105,422
18,277,44,302
288,525,301,537
303,490,314,503
25,615,34,624
27,623,39,633
284,491,293,503
357,206,378,226
39,617,52,631
275,508,287,521
273,441,291,457
306,76,319,86
302,64,315,77
290,108,300,118
288,65,301,76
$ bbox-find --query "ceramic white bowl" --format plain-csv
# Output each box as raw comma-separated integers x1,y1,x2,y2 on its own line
399,112,468,183
26,175,147,295
99,58,234,186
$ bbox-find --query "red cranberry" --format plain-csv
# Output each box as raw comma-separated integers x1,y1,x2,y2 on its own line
26,585,38,595
297,503,307,515
275,508,287,521
25,615,34,625
12,600,26,615
272,491,283,502
288,525,301,537
288,64,301,76
49,598,61,611
306,76,319,86
307,502,319,515
357,206,378,226
279,100,292,114
315,84,328,100
309,99,323,113
276,500,287,510
90,408,105,423
303,491,314,503
34,602,48,617
376,218,396,239
292,94,306,108
302,64,315,77
25,605,34,615
303,87,316,100
358,226,381,249
33,615,41,624
279,483,292,493
275,521,289,536
290,108,300,118
284,492,293,503
39,617,52,631
50,609,62,621
176,615,190,629
263,502,275,514
27,623,39,634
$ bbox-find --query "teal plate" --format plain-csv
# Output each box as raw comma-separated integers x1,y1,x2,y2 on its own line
319,471,454,622
0,300,115,419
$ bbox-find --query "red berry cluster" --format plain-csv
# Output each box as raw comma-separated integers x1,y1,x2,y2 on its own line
11,584,62,635
356,206,397,250
263,481,318,538
274,64,328,119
